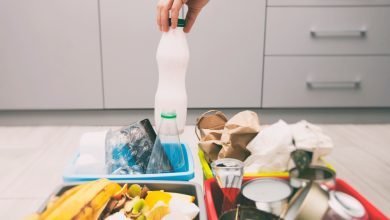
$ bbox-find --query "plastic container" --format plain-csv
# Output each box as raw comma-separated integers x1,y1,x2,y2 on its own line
211,158,244,213
37,180,206,220
204,177,388,220
63,143,194,182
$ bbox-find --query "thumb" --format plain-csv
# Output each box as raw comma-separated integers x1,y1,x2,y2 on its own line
183,8,200,33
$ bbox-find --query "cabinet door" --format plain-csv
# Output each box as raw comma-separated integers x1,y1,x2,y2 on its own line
100,0,159,108
0,0,103,109
187,0,265,108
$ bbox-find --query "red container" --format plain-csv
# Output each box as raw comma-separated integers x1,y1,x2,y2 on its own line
204,177,388,220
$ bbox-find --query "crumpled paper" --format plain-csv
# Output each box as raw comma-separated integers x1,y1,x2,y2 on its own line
198,110,260,162
196,110,227,162
244,120,334,172
218,110,261,161
244,120,295,173
291,120,333,165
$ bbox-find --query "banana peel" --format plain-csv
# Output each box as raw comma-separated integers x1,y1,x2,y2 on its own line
35,179,121,220
40,183,86,219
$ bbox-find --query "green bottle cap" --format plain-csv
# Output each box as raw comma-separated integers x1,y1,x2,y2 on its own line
161,112,177,119
169,18,186,27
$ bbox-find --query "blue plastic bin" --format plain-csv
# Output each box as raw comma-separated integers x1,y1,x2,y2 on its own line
63,143,194,182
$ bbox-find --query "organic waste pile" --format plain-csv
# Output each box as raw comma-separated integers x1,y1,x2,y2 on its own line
28,179,199,220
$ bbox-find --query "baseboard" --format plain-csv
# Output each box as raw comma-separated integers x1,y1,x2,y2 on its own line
0,108,389,126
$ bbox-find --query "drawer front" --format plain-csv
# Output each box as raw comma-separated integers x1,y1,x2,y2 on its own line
265,7,390,55
263,56,390,107
268,0,390,7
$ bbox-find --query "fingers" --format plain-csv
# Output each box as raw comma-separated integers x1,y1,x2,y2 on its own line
157,0,174,32
183,8,200,33
170,0,183,29
160,6,170,32
156,4,162,31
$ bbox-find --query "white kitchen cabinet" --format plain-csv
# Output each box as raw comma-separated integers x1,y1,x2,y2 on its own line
187,0,265,108
263,56,390,107
0,0,103,109
101,0,265,108
100,0,160,108
263,3,390,108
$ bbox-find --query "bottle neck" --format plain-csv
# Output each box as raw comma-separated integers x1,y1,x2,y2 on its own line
158,118,179,136
165,27,185,35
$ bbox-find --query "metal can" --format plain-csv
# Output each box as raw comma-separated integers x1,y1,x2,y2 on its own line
240,178,292,216
289,166,336,190
282,182,330,220
323,191,368,220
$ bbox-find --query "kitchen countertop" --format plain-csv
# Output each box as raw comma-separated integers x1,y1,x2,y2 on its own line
0,125,389,218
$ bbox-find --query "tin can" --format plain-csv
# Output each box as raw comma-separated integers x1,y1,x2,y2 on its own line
289,166,336,189
323,191,368,220
240,178,292,216
282,182,330,220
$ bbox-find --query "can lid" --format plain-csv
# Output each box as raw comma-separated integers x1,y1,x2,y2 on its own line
169,18,186,27
242,178,292,203
329,191,366,218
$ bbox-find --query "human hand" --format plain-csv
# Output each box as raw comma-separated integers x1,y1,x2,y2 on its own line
157,0,209,33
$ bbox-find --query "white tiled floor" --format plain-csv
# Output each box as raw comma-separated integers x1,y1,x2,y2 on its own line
0,125,389,219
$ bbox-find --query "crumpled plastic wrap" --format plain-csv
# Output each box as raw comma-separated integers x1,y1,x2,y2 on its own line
105,119,157,175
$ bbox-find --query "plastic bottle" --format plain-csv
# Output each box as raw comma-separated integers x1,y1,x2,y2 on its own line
146,111,185,173
154,18,189,134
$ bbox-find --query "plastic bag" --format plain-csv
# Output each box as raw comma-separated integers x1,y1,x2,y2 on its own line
105,119,157,174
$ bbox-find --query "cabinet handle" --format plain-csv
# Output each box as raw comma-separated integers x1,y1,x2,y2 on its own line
306,79,361,89
310,28,367,38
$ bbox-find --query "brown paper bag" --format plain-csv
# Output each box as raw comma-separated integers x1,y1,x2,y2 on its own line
196,110,228,162
197,110,261,162
218,110,261,161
